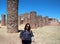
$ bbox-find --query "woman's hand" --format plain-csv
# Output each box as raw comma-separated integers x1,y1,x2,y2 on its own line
31,37,35,42
20,38,22,44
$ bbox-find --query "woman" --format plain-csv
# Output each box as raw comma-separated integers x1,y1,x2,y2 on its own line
20,23,34,44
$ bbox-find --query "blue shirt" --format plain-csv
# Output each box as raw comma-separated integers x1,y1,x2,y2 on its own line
20,30,34,40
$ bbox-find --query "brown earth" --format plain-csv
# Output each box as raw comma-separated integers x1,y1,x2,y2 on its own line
0,24,60,44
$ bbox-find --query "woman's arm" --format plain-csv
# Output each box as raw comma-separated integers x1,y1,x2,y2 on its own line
20,30,23,38
31,30,34,37
31,30,35,42
19,37,22,44
19,31,23,44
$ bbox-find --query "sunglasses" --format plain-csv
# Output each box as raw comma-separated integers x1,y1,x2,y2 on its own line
26,25,29,27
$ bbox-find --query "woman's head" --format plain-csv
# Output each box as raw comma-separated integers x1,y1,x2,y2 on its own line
24,23,31,31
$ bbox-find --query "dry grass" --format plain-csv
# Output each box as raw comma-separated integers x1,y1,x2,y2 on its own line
0,24,60,44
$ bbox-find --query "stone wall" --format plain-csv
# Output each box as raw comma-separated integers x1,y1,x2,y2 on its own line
1,15,6,26
42,18,46,26
27,15,30,24
18,16,21,25
18,12,60,28
24,13,29,24
48,19,59,26
38,15,43,27
7,0,19,33
45,16,49,25
35,16,42,28
30,11,36,29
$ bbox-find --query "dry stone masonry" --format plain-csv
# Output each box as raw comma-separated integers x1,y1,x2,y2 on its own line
30,11,36,29
24,13,29,24
19,11,60,28
1,15,6,26
36,15,43,27
45,16,49,25
7,0,19,33
0,0,59,33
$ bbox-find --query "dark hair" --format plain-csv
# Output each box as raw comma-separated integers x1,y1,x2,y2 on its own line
24,23,31,31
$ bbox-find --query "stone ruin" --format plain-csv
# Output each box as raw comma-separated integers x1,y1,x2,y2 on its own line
30,12,36,28
1,13,60,30
48,18,60,26
1,15,6,26
7,0,19,33
18,11,60,28
1,11,60,31
0,0,60,33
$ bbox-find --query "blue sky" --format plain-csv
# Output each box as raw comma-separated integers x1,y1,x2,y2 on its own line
0,0,60,21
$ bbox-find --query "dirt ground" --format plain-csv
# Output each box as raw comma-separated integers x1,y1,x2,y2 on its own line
0,24,60,44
